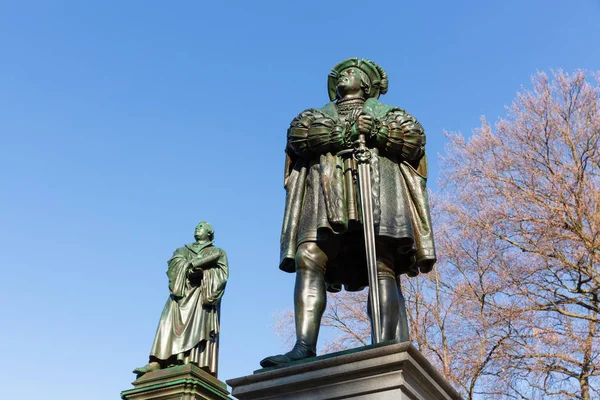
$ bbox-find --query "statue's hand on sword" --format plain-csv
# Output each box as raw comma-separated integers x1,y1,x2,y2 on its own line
356,114,374,136
347,113,375,144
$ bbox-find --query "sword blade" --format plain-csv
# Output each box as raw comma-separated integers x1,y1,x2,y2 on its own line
355,136,382,344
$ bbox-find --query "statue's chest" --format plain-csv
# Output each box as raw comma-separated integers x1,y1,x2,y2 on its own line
336,103,363,124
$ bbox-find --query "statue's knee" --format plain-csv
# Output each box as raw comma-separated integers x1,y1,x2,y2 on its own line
376,258,396,280
295,242,327,274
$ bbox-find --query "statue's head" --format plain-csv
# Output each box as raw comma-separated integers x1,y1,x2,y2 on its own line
335,67,371,99
328,58,388,101
194,221,215,242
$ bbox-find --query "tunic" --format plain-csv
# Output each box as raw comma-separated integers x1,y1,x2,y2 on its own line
280,98,436,291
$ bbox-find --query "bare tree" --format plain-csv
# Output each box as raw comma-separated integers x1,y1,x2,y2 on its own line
440,70,600,399
405,209,528,399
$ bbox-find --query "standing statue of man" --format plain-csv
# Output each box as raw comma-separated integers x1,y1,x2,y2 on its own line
134,221,228,377
261,58,436,367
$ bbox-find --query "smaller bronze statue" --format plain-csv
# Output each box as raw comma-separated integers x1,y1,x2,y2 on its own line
133,221,228,378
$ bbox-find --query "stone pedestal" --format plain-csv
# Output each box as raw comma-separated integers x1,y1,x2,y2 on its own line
122,364,231,400
227,342,461,400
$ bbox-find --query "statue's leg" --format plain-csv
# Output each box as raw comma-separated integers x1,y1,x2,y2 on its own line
293,241,328,356
367,246,409,342
378,261,400,342
260,241,329,367
395,276,410,342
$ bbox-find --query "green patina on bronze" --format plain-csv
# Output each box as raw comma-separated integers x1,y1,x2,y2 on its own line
121,378,224,397
133,222,228,379
121,364,230,400
262,58,436,368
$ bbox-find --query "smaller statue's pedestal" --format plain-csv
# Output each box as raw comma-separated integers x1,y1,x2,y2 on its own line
121,364,231,400
227,342,461,400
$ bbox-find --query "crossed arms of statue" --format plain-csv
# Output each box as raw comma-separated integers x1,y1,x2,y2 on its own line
186,249,221,279
167,246,228,304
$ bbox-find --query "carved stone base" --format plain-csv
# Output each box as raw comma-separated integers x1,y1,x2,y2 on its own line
121,364,231,400
227,342,461,400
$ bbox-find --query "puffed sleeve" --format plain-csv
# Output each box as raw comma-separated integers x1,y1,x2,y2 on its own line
287,109,346,157
374,109,425,162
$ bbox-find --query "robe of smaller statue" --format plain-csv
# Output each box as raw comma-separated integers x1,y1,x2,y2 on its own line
149,241,228,375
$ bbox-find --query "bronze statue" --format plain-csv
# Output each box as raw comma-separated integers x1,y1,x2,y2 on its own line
261,58,436,367
134,221,228,377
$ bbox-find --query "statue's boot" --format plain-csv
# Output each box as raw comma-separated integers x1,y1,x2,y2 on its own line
133,361,161,376
260,243,327,368
394,275,410,342
259,340,316,367
367,258,409,342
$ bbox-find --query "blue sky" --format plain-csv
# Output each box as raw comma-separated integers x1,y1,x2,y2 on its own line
0,1,598,398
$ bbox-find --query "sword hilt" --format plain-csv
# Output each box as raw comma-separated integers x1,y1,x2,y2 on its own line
352,133,372,163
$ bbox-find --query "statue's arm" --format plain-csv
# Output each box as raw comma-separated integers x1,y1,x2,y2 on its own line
284,147,295,188
190,248,221,268
374,108,426,163
287,108,346,159
186,247,221,280
167,249,190,297
202,249,228,306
